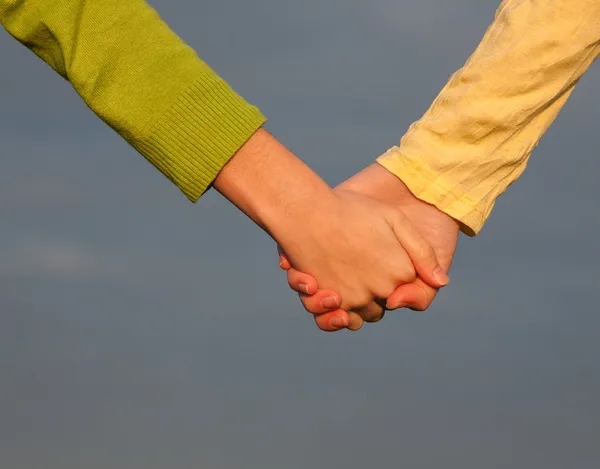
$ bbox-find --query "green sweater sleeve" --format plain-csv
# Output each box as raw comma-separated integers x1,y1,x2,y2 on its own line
0,0,267,200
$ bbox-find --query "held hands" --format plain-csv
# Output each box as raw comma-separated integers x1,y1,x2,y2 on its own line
278,163,460,332
213,129,453,329
271,187,449,329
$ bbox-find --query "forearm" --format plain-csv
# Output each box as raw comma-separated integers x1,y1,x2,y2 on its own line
213,128,336,235
378,0,600,235
0,0,265,200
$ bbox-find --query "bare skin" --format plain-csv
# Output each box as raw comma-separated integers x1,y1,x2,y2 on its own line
279,163,459,331
214,130,449,318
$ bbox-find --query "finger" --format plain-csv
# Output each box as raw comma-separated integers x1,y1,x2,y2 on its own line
387,279,438,312
286,267,342,312
287,268,319,295
389,211,450,289
353,300,385,323
277,245,292,270
346,311,364,331
299,290,342,314
313,310,351,332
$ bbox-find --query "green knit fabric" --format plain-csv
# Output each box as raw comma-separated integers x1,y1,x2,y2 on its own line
0,0,266,200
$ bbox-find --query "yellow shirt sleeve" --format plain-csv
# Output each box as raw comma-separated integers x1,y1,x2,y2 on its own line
377,0,600,236
0,0,266,201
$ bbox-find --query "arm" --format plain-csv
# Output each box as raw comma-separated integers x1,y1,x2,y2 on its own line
378,0,600,235
214,129,448,318
1,1,447,317
279,164,459,331
0,0,265,200
279,0,600,329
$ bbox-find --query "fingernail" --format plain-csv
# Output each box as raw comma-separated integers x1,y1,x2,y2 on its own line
330,315,349,329
321,296,340,310
433,267,450,286
279,259,284,269
298,283,310,294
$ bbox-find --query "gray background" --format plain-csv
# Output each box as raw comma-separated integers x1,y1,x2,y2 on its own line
1,1,599,468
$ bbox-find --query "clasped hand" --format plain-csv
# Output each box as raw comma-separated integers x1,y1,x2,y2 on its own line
214,130,458,331
276,164,459,332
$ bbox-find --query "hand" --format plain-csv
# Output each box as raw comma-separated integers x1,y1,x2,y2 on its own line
214,129,449,317
279,163,460,331
273,187,449,316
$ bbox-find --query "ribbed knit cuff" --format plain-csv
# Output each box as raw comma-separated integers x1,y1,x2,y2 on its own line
377,149,487,237
136,72,267,201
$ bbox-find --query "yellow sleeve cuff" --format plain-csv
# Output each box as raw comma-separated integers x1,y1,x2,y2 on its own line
377,148,490,237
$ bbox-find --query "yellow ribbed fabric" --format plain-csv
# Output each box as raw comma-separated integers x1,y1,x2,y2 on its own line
0,0,266,200
378,0,600,235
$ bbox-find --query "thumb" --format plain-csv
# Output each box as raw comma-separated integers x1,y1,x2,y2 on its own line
386,280,438,311
389,210,449,289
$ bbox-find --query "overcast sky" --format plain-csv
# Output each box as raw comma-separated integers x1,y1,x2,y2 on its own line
1,1,600,468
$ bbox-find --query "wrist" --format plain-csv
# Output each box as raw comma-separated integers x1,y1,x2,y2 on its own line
337,163,416,204
340,163,459,229
214,128,336,235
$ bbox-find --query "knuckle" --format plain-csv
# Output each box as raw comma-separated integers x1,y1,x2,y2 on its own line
375,276,399,299
395,266,417,284
417,243,435,261
372,284,395,302
370,275,399,301
347,291,373,310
